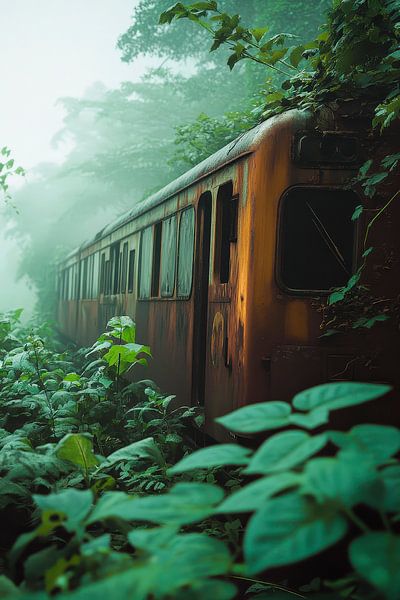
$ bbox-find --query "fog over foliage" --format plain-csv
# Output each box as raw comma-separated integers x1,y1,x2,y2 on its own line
0,0,330,317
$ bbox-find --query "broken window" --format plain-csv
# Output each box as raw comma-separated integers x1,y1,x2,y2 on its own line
128,249,135,294
151,222,163,297
160,215,177,297
177,207,195,298
279,188,358,292
139,226,153,299
216,181,237,284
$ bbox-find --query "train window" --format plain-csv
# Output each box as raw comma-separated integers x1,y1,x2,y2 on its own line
100,253,106,294
139,226,153,299
81,259,88,299
279,188,358,292
92,253,99,297
216,181,236,284
105,260,111,295
177,207,195,298
111,243,120,295
128,249,135,293
151,222,163,297
160,215,177,297
120,242,128,293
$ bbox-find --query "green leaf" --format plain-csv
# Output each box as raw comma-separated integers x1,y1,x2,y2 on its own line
381,465,400,512
90,483,224,526
244,492,348,573
292,382,391,412
245,431,327,475
302,457,381,507
251,27,269,42
351,204,363,221
289,45,305,67
359,159,373,177
216,401,291,433
335,424,400,464
34,489,93,532
101,437,164,468
349,533,400,599
288,407,329,429
169,444,251,474
265,91,285,103
217,472,302,513
55,433,99,470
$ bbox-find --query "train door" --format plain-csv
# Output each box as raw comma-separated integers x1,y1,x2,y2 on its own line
192,191,212,406
204,181,239,438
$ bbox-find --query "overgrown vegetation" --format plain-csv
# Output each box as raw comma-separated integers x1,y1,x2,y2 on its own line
0,311,399,599
160,0,399,332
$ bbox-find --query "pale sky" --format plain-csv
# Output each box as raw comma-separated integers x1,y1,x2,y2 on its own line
0,0,145,167
0,0,156,314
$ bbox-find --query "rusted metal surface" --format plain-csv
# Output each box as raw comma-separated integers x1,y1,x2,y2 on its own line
57,108,400,441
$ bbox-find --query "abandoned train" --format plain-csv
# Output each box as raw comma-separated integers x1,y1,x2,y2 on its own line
57,108,400,440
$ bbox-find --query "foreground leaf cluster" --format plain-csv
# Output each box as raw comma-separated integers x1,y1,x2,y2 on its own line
0,312,399,599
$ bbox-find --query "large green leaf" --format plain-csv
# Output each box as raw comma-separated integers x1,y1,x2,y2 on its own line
87,491,134,524
89,483,223,526
288,406,329,429
245,431,327,475
302,457,382,508
216,402,291,433
292,382,390,412
333,424,400,464
34,489,93,532
101,437,164,468
169,444,251,474
244,492,348,573
217,472,302,513
381,465,400,513
55,434,99,471
63,530,234,600
349,532,400,599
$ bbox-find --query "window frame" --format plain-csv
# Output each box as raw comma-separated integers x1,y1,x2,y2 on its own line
160,214,178,298
276,185,359,296
176,206,195,300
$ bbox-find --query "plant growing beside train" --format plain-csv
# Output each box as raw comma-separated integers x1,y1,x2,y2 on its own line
0,311,399,598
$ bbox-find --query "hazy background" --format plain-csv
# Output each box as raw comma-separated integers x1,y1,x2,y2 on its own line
0,0,330,320
0,0,141,315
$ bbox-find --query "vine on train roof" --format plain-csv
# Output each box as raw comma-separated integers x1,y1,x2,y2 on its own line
161,0,400,332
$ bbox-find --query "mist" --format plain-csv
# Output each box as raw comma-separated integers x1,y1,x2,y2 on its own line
0,0,329,319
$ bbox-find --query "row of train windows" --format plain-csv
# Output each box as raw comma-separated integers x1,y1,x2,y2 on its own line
59,206,196,301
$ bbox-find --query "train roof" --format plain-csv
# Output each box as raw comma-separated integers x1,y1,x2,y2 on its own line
64,110,303,261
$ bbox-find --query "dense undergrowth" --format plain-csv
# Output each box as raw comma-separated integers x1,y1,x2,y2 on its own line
0,310,399,599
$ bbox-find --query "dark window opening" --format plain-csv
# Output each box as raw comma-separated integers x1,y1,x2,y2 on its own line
111,243,120,295
151,222,162,297
216,181,236,284
100,254,106,294
177,207,195,298
128,249,135,293
105,260,111,295
279,188,358,292
120,242,128,293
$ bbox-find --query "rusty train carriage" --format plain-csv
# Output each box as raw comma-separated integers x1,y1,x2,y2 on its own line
57,109,400,441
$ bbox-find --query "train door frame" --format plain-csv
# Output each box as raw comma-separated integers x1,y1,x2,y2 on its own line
192,190,212,406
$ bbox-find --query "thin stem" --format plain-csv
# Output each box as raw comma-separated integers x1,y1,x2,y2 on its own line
363,189,400,250
344,507,370,534
231,575,306,599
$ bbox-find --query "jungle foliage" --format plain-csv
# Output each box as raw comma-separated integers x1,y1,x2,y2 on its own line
160,0,400,330
0,311,399,599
